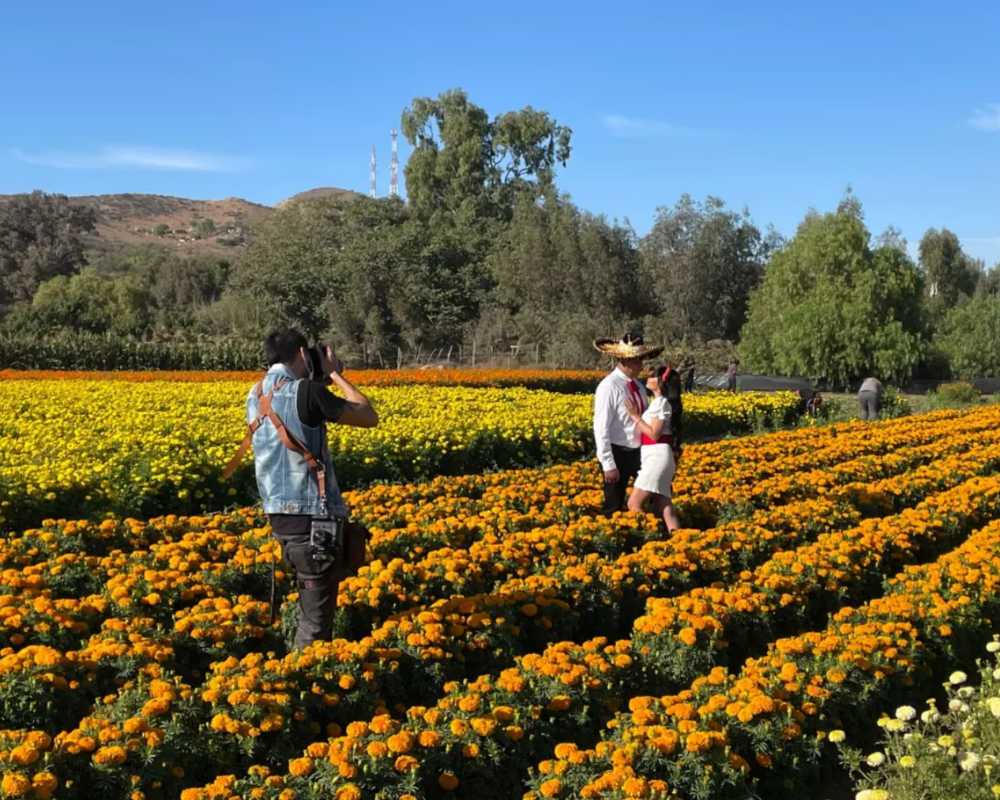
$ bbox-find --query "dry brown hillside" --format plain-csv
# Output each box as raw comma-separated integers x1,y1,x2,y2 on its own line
0,188,360,258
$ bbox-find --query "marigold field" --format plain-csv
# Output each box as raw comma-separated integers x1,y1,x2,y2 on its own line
2,376,1000,799
0,375,799,531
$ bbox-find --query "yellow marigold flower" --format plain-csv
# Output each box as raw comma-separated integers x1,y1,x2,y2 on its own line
93,745,128,767
539,779,562,797
1,773,32,797
288,758,313,777
394,755,418,772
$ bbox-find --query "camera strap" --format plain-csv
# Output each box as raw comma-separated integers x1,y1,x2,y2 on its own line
223,378,328,506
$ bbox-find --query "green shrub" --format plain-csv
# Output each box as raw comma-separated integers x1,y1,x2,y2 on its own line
880,387,911,418
834,637,1000,800
932,381,981,405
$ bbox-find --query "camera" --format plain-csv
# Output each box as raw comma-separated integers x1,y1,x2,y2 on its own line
309,515,345,565
305,344,326,381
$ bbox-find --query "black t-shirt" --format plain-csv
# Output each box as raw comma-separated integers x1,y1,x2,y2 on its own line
270,380,348,536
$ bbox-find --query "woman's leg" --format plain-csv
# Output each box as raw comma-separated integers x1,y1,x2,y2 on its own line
661,501,681,532
627,487,652,513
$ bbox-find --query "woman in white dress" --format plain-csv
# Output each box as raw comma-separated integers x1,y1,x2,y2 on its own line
624,364,682,531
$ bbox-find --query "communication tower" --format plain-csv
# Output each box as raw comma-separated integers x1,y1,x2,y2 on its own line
389,129,399,198
369,145,376,198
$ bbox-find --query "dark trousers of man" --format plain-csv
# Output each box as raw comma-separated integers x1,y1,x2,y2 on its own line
601,443,642,515
858,390,881,421
272,529,341,649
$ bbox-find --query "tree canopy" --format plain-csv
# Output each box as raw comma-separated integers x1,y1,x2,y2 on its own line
918,227,979,324
401,88,571,229
640,195,776,343
739,195,925,387
0,192,96,309
935,294,1000,379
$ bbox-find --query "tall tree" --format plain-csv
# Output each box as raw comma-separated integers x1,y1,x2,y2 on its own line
401,88,572,229
739,194,925,387
640,195,776,342
918,228,979,321
936,293,1000,378
485,192,644,362
0,192,97,309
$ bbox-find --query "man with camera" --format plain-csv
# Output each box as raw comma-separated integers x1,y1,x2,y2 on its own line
240,329,378,649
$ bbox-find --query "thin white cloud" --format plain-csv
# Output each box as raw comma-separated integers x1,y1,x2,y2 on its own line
969,104,1000,132
11,145,246,171
602,114,700,138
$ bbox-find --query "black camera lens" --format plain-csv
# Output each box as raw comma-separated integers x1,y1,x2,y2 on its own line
306,345,324,379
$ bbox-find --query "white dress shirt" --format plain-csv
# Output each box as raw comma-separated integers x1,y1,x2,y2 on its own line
593,366,648,472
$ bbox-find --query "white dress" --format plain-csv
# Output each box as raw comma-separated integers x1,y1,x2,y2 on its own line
633,396,676,499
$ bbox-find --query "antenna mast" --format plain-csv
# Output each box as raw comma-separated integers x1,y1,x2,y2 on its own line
369,145,376,198
389,129,399,198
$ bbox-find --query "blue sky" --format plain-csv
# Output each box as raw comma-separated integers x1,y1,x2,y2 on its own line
4,1,1000,263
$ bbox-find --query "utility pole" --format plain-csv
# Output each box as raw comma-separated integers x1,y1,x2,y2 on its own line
389,129,399,198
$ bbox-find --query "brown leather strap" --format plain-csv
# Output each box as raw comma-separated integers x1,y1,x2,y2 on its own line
224,376,328,502
222,418,262,479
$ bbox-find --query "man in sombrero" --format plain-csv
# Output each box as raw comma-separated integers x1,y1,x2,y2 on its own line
593,333,664,515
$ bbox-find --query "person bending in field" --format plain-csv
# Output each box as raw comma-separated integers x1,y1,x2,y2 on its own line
624,364,682,532
244,329,378,649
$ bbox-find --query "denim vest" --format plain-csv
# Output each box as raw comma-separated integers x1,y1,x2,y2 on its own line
247,363,347,517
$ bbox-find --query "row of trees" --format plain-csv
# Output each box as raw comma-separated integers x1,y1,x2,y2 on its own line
1,88,999,382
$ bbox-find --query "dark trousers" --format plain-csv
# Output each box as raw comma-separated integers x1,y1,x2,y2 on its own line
858,391,881,421
601,444,642,515
273,530,340,649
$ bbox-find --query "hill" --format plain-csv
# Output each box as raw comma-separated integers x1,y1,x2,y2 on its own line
0,187,359,258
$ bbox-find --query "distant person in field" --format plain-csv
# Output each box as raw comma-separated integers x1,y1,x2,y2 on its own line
228,329,378,649
625,364,683,531
857,376,884,421
725,359,740,392
684,361,696,393
593,334,664,515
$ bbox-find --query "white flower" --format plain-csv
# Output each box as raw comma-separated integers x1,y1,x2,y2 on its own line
959,686,976,698
989,698,1000,718
921,709,939,724
884,719,906,732
960,751,982,772
951,671,968,685
987,641,1000,653
950,699,969,713
866,751,886,767
993,667,1000,681
895,705,917,721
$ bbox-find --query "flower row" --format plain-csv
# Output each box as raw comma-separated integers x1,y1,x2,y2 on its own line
0,378,802,531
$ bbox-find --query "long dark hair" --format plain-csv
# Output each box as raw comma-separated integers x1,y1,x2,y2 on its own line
653,364,683,444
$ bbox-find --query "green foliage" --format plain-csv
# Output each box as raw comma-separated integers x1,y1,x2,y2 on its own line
739,194,925,387
835,641,1000,800
919,227,980,325
878,386,911,418
229,194,486,354
936,293,1000,378
640,195,777,342
484,191,645,364
191,217,216,238
931,381,981,405
0,191,96,308
0,331,263,370
401,88,571,229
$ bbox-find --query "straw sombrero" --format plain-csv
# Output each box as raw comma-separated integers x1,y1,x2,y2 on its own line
593,333,664,360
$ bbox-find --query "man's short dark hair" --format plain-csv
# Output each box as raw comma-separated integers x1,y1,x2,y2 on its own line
264,329,308,366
